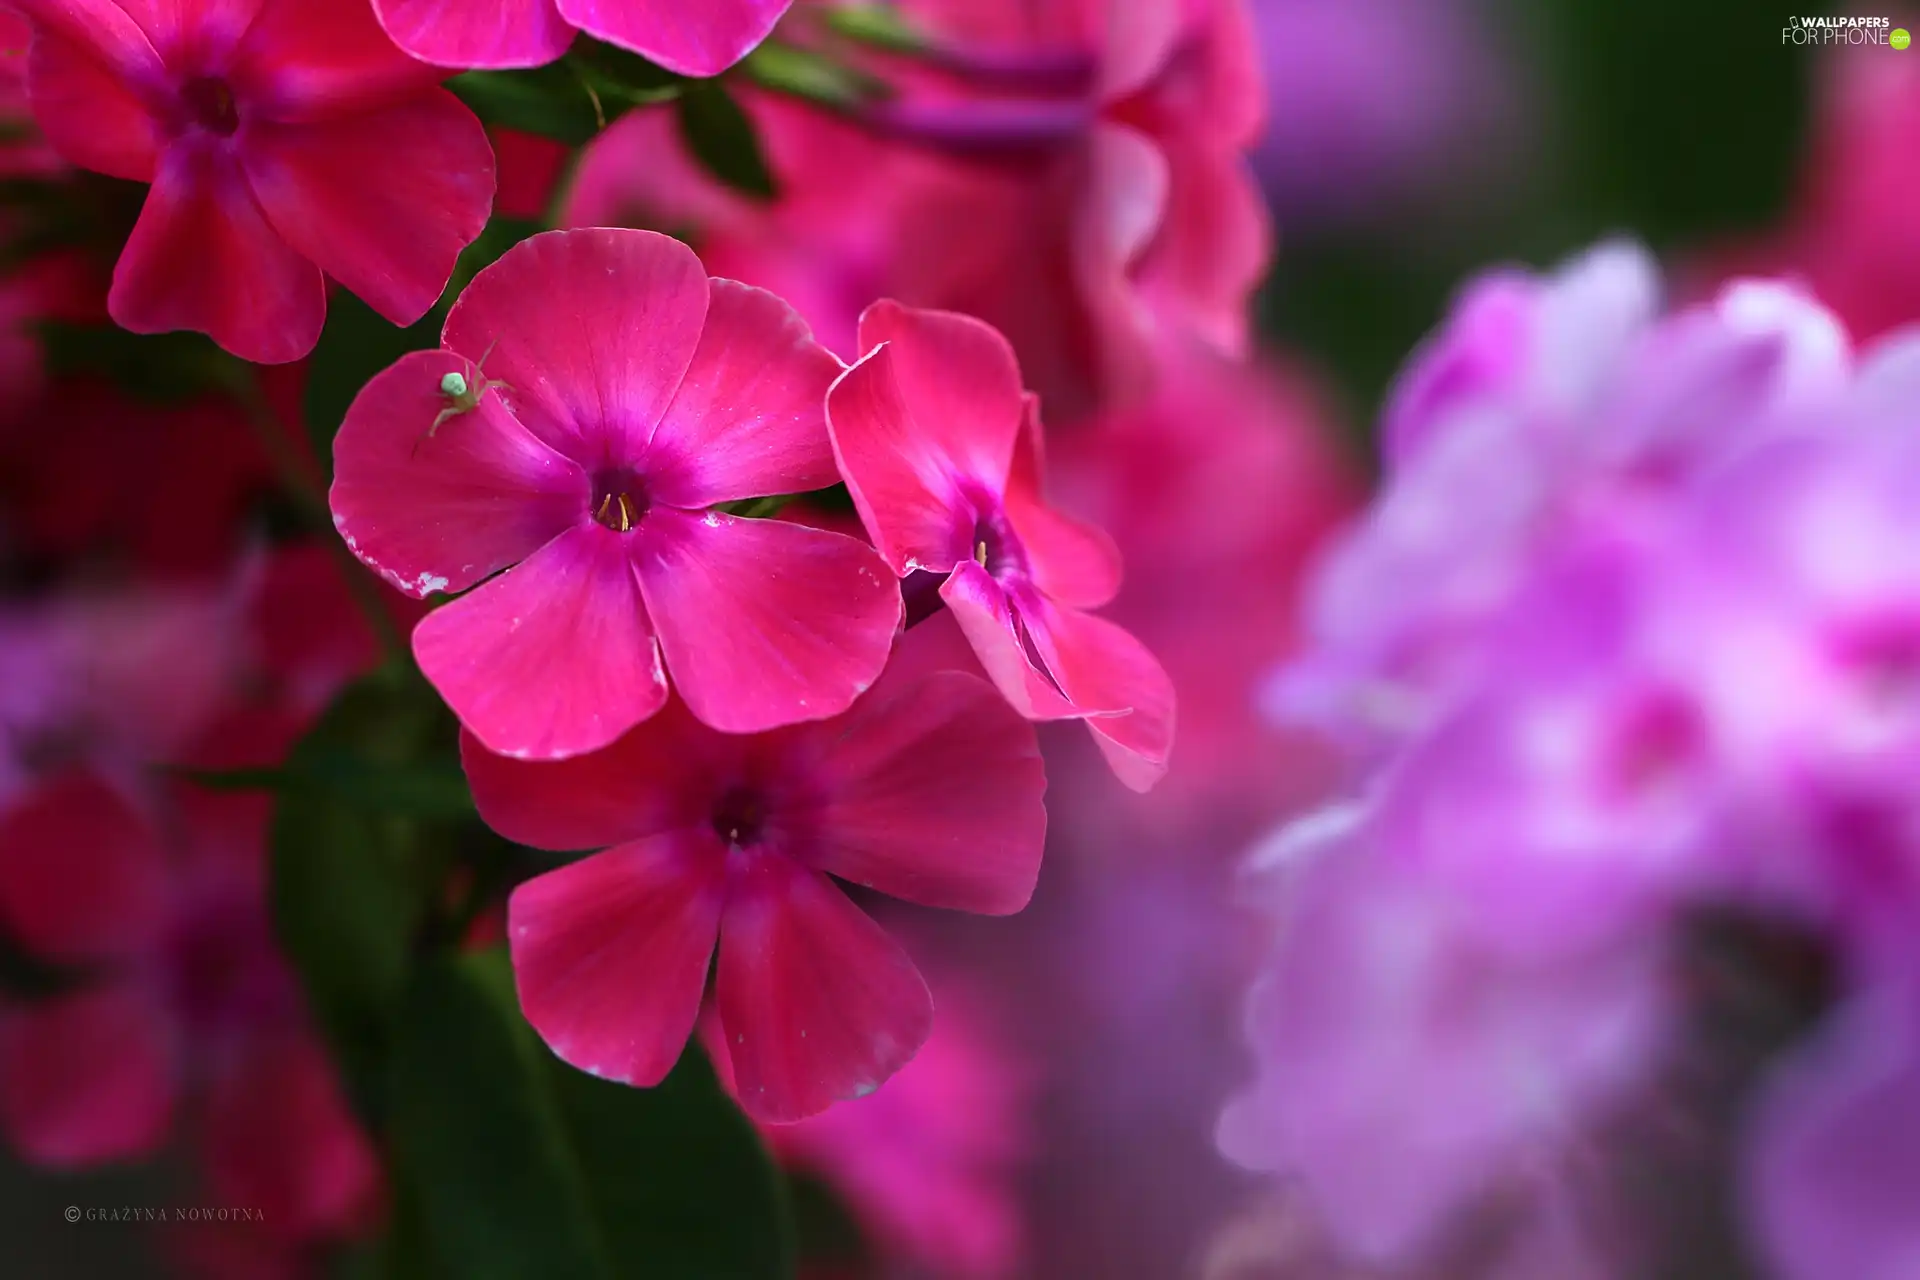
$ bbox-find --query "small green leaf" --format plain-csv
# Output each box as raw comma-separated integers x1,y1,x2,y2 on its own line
822,3,928,54
676,82,778,200
449,63,610,147
739,42,888,110
392,949,795,1280
450,51,681,147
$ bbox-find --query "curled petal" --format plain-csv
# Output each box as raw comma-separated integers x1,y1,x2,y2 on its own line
413,523,667,760
715,855,931,1123
855,300,1027,491
1027,596,1176,792
1005,398,1122,609
827,342,971,575
938,562,1083,721
510,833,726,1087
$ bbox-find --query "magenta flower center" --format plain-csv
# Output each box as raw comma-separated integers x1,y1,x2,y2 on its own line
969,504,1030,586
180,76,241,136
591,470,651,533
712,786,769,849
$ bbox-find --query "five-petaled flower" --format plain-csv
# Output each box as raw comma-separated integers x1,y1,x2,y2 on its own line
8,0,495,363
462,668,1047,1123
373,0,793,78
330,227,902,760
827,301,1176,791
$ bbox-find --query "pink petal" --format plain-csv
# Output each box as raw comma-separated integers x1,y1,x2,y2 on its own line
103,0,260,66
233,0,449,119
937,561,1083,721
413,523,667,760
1747,988,1920,1280
633,509,900,734
459,699,733,851
202,1031,380,1238
0,771,168,965
855,300,1026,492
1005,397,1122,609
245,93,494,328
643,279,844,508
109,138,326,364
9,0,168,87
800,671,1047,915
373,0,573,71
1134,135,1268,359
0,986,176,1167
826,341,972,576
1071,122,1170,409
714,854,931,1122
510,832,726,1087
329,349,590,599
440,228,710,464
22,24,160,181
1095,0,1183,103
1028,597,1176,792
557,0,792,78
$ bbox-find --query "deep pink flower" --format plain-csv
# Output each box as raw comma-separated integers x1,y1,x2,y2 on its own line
462,668,1047,1122
372,0,792,76
330,227,901,760
827,300,1175,791
8,0,495,363
757,1000,1031,1278
563,0,1269,420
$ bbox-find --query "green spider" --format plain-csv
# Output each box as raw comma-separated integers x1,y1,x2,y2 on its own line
416,340,509,454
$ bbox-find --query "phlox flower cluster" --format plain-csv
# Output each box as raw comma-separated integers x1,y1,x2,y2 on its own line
331,225,1176,1123
1224,241,1920,1277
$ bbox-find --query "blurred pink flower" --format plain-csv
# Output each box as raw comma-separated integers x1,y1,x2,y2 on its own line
330,227,899,759
7,0,494,363
463,666,1047,1123
1228,244,1920,1276
762,998,1032,1278
828,300,1175,791
1043,342,1358,853
565,0,1269,420
0,556,386,1254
